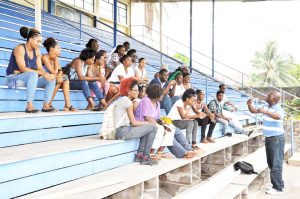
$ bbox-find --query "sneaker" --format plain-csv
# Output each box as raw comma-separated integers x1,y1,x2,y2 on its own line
201,139,209,144
140,156,159,166
266,186,285,191
134,153,144,163
226,133,232,137
266,188,283,195
207,137,215,143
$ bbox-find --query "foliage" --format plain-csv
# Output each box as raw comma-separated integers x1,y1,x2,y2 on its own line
249,41,299,87
288,64,300,82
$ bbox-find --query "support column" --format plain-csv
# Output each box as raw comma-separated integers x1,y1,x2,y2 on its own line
159,0,163,66
201,149,225,178
189,0,193,73
144,177,159,199
113,0,117,47
35,0,42,33
211,0,215,77
160,163,193,196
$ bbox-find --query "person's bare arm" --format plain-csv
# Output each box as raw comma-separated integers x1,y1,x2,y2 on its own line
169,84,176,97
74,59,100,81
126,105,150,126
41,55,58,75
162,80,176,96
144,116,157,124
178,106,201,120
258,108,281,120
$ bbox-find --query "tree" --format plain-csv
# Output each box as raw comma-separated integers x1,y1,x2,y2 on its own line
288,64,300,82
173,53,190,66
249,41,299,87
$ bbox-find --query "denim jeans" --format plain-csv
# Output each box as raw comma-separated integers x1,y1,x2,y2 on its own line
160,94,173,114
173,120,198,144
70,80,104,100
115,125,157,157
167,128,193,158
6,72,55,103
170,96,180,105
265,134,285,191
216,117,247,135
196,116,216,140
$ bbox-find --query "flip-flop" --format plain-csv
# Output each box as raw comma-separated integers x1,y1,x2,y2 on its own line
42,107,57,112
25,109,39,113
64,106,77,112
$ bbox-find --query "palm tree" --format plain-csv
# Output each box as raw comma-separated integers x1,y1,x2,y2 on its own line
250,41,299,87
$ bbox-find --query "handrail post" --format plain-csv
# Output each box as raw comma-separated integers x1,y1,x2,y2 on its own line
290,117,294,156
79,12,82,40
42,0,45,19
241,74,244,90
205,76,208,104
255,98,258,126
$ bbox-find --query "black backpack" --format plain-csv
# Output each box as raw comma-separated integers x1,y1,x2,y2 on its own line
233,161,258,174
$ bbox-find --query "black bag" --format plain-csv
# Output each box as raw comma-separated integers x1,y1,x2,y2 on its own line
233,161,258,175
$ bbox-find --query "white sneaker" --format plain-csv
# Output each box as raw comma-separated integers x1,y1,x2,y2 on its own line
266,188,283,195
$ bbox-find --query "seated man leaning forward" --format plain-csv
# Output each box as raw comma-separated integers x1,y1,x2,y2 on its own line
208,91,251,137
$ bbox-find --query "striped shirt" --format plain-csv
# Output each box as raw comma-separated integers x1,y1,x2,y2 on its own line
262,104,285,137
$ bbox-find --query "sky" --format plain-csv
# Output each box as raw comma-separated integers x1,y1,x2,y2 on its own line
131,0,300,82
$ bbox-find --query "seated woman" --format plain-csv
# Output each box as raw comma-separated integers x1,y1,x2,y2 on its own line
169,72,186,104
108,54,135,84
168,88,204,149
133,85,146,113
6,27,56,113
42,37,76,111
89,51,110,97
68,48,107,111
107,45,125,71
85,38,99,52
135,58,148,85
135,84,175,160
194,90,216,143
114,78,158,165
182,72,192,89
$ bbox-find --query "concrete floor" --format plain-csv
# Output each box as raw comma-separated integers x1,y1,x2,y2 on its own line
256,163,300,199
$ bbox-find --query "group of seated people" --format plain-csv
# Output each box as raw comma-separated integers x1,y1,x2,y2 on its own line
6,27,252,165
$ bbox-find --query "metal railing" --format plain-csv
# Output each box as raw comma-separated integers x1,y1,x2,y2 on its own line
6,0,297,154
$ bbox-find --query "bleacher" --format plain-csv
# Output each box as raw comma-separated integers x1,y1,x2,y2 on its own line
0,0,281,198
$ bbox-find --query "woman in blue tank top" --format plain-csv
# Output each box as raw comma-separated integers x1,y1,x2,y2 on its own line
41,37,76,111
6,27,56,113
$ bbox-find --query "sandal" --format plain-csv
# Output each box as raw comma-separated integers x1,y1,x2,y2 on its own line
64,106,77,112
42,106,57,112
25,109,39,113
157,152,173,159
184,151,196,159
192,145,201,150
150,153,161,161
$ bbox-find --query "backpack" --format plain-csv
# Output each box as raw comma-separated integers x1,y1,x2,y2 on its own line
233,161,258,175
99,100,127,140
62,63,71,79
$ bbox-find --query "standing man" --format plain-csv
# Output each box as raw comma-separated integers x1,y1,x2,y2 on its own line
247,91,285,195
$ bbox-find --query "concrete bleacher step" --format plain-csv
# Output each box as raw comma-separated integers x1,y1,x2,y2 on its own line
0,135,139,199
18,133,265,199
0,111,103,147
174,144,291,199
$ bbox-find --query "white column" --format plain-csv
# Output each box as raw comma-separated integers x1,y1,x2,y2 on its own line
35,0,42,33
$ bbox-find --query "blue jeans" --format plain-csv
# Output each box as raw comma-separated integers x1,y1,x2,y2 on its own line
216,118,247,135
265,134,285,191
70,80,104,100
173,119,198,144
160,94,173,114
6,72,55,103
167,128,193,158
115,125,157,157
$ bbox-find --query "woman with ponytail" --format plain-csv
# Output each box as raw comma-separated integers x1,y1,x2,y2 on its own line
42,37,76,111
6,27,56,113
